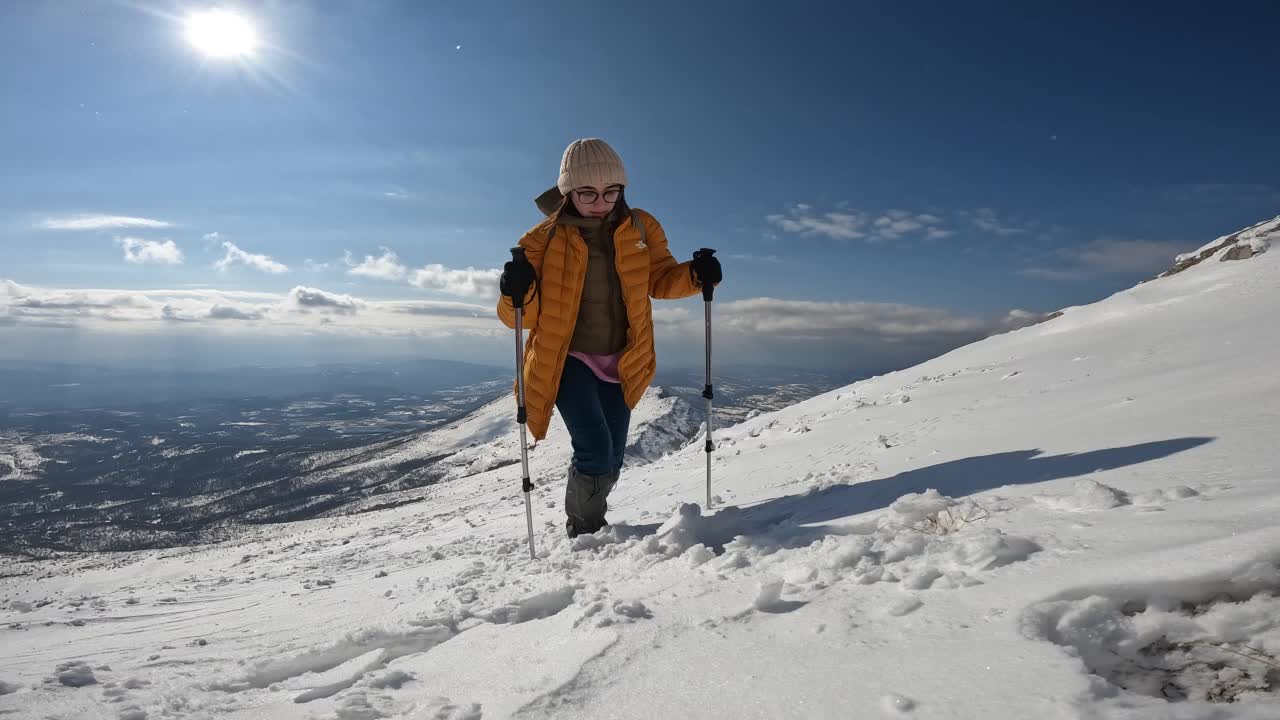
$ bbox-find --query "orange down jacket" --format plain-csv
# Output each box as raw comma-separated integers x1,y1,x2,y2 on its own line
497,204,701,441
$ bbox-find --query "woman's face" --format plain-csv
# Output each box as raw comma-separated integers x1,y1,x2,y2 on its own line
570,184,622,218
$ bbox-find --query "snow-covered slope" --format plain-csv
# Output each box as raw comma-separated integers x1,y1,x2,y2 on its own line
0,441,46,482
3,218,1280,719
305,386,700,514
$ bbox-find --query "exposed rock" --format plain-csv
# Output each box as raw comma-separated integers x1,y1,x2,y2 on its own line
1221,236,1269,262
1155,215,1278,279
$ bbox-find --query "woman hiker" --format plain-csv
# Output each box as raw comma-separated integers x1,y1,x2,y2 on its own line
497,138,723,538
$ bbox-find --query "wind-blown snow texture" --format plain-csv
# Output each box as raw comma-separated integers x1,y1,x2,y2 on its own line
3,219,1280,718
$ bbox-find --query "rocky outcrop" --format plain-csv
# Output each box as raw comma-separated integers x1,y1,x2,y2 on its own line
1156,216,1277,279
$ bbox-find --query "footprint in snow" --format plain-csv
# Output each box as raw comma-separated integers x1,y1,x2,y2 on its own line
881,693,918,714
1025,564,1280,706
1130,484,1200,509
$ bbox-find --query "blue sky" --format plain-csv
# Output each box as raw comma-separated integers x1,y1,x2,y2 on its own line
2,0,1278,370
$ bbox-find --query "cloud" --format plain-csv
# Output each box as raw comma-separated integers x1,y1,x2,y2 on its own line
207,304,264,320
3,277,1061,373
649,295,1048,371
0,279,500,341
159,305,199,323
1019,267,1082,281
969,208,1028,236
727,253,783,264
41,214,173,231
1074,238,1188,273
709,298,989,338
304,259,332,272
1000,308,1054,331
4,278,988,344
654,297,997,343
214,240,289,274
287,286,361,314
769,205,953,242
652,306,692,325
345,247,407,281
409,264,501,299
388,301,490,319
871,210,947,241
117,237,184,265
1021,237,1188,280
766,205,867,240
3,280,151,311
162,303,263,322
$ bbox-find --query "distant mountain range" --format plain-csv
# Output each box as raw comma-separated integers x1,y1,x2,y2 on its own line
0,362,853,553
0,357,510,412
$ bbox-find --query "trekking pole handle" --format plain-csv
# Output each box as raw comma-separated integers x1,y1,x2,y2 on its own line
509,247,528,309
694,248,716,301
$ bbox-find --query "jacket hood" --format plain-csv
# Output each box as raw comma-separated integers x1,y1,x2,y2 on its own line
535,186,566,217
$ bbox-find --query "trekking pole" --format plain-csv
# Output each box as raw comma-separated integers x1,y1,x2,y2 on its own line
694,248,717,509
510,247,536,560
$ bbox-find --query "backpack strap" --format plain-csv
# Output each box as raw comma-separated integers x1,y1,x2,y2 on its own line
631,209,647,245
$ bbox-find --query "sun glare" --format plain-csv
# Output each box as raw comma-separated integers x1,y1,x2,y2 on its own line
185,10,258,59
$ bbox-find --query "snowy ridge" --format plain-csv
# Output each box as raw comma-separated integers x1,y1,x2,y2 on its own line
2,218,1280,718
621,387,701,464
1161,214,1277,277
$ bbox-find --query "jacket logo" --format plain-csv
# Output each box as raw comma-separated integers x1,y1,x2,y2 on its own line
635,240,647,250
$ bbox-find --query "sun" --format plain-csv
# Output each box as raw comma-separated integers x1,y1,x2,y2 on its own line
184,9,258,59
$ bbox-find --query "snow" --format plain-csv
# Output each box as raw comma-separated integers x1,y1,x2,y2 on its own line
1171,215,1278,267
2,219,1280,718
1175,233,1236,263
304,384,697,514
1024,557,1280,707
1034,478,1131,511
0,443,47,481
1241,235,1270,255
51,661,98,688
1236,216,1279,246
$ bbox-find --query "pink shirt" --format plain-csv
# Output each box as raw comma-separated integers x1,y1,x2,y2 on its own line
569,351,622,384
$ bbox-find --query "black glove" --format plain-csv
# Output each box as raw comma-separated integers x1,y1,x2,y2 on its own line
500,256,536,303
690,249,722,287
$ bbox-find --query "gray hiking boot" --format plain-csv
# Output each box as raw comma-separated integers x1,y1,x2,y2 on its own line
565,466,619,538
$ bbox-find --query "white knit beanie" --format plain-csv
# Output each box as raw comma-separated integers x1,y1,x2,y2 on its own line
557,138,628,195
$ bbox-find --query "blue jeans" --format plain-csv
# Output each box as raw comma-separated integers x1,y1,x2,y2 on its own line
555,356,631,476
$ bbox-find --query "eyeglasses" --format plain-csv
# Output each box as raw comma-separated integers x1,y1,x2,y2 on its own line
574,188,622,204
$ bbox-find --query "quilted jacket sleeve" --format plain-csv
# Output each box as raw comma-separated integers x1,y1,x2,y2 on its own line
496,223,552,330
641,212,700,300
